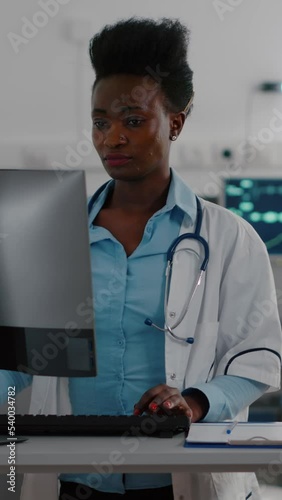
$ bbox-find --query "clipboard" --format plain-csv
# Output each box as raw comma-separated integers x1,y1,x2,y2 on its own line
184,422,282,447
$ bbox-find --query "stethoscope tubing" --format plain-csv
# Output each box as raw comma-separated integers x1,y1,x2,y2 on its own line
146,196,209,343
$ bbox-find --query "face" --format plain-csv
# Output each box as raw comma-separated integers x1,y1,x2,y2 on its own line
91,74,184,182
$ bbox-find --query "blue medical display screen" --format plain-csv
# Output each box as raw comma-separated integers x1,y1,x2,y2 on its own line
224,178,282,254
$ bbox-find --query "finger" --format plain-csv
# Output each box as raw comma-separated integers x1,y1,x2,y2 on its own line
161,395,193,418
147,387,179,412
134,384,167,414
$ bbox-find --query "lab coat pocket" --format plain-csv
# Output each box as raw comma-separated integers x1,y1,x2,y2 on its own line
172,471,261,500
211,472,261,500
183,321,219,388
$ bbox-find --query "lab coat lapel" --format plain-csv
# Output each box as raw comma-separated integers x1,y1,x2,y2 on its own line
166,213,206,340
165,214,206,390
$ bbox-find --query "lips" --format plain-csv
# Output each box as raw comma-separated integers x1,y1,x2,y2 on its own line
104,154,132,167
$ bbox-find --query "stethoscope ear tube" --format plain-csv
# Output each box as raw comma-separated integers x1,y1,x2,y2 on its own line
166,325,195,344
144,318,194,344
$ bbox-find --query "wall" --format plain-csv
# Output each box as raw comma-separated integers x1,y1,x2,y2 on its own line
1,0,282,194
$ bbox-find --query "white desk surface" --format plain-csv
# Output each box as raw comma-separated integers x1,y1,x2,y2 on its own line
1,434,282,474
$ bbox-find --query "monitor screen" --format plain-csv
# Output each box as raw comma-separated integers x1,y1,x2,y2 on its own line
0,169,96,377
224,178,282,255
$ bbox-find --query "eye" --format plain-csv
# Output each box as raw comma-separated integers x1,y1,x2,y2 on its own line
126,118,144,127
92,120,108,130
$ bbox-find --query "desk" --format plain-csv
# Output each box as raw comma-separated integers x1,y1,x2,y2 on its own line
0,434,282,474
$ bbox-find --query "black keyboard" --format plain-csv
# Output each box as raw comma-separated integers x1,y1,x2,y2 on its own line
0,414,190,438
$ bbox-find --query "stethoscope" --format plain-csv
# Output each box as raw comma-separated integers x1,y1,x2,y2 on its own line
88,188,209,345
144,197,209,344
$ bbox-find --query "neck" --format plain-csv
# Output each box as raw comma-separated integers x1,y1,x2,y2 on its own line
109,171,171,214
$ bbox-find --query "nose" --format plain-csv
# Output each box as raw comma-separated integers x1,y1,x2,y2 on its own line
104,126,127,148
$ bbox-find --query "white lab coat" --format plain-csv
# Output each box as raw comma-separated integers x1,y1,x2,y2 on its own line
20,198,282,500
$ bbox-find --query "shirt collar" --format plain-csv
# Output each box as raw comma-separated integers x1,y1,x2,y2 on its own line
164,168,197,225
88,180,114,226
88,168,197,227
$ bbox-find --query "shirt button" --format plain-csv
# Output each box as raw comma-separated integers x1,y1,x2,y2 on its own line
169,311,176,318
117,339,124,346
170,373,176,380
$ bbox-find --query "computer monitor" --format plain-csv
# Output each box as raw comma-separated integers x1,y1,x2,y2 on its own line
0,169,96,377
224,177,282,255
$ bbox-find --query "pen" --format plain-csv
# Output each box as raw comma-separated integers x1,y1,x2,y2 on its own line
226,421,238,435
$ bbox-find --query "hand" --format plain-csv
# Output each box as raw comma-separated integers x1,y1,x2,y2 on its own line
134,384,192,419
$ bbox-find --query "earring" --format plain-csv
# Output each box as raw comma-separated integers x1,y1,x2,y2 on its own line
171,135,177,141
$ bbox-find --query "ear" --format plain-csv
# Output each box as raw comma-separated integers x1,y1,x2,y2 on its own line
169,112,186,141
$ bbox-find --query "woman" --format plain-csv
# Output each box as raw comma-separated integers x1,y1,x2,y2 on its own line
1,17,281,500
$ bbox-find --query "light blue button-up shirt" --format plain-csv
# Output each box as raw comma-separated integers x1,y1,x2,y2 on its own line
61,170,188,492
